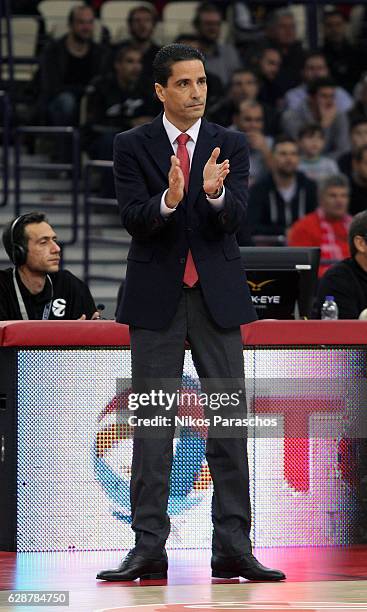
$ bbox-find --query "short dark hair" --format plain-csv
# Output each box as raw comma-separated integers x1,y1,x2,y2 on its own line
194,1,222,25
259,45,281,60
350,116,367,133
272,134,297,150
349,211,367,257
114,44,142,63
2,212,47,261
235,99,263,116
128,5,158,26
231,67,258,82
68,5,94,26
302,50,326,67
298,123,323,139
307,77,336,96
352,143,367,162
153,44,205,87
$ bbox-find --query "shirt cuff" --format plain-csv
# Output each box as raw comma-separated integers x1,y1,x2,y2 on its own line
160,189,178,216
206,187,225,209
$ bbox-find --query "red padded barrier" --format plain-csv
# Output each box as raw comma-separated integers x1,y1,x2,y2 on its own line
0,321,130,346
0,319,367,347
241,319,367,346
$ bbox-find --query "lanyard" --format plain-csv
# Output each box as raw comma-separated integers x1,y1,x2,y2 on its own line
13,269,53,320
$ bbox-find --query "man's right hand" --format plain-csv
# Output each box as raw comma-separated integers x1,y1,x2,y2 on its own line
165,155,185,208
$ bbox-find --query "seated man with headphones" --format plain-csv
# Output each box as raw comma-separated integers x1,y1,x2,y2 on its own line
0,212,99,320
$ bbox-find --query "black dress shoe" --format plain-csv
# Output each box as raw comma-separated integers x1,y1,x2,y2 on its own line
96,550,168,581
211,552,286,581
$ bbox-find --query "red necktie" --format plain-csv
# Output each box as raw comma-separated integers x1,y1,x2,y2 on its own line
176,133,199,287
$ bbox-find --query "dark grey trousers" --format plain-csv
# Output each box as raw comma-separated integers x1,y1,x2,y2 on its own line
129,287,251,559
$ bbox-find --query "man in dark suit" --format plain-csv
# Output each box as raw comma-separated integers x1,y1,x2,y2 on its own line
97,44,285,583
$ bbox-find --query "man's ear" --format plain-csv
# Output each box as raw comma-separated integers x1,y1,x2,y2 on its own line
354,235,366,254
155,82,165,103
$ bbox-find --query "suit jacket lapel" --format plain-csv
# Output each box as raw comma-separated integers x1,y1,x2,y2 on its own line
187,119,219,208
143,114,173,181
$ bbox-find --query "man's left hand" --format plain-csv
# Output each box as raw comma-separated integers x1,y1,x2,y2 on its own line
203,147,229,197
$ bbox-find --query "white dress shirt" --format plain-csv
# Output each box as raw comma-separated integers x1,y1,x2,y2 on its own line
160,113,225,216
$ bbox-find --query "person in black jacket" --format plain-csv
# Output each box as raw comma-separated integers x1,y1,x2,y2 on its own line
348,145,367,215
84,45,159,159
321,9,367,94
84,44,160,197
0,212,98,321
314,210,367,319
246,135,317,239
38,5,106,127
97,43,285,584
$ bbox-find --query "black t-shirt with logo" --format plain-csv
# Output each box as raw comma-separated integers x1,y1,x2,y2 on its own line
0,268,96,320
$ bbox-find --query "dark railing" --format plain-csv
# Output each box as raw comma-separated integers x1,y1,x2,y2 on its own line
83,160,120,283
0,90,11,207
14,126,80,244
0,0,14,85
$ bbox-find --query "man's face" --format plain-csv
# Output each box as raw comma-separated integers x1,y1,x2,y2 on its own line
129,9,155,42
354,151,367,181
155,60,207,127
70,8,94,43
303,56,329,82
315,86,335,109
230,72,258,103
196,10,222,44
272,15,296,46
324,14,346,44
115,50,142,82
299,132,324,158
273,142,299,176
23,222,61,274
351,123,367,150
259,49,282,80
320,186,349,218
236,104,264,134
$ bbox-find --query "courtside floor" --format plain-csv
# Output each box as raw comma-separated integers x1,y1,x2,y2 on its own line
1,547,367,611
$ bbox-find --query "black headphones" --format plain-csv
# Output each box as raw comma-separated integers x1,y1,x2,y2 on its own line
10,214,29,267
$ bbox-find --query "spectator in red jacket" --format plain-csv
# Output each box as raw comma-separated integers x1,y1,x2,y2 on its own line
288,174,352,277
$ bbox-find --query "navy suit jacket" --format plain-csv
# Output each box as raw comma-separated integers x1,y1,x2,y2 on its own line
114,114,256,330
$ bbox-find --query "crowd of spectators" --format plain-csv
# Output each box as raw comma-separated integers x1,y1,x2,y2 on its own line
8,0,367,280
